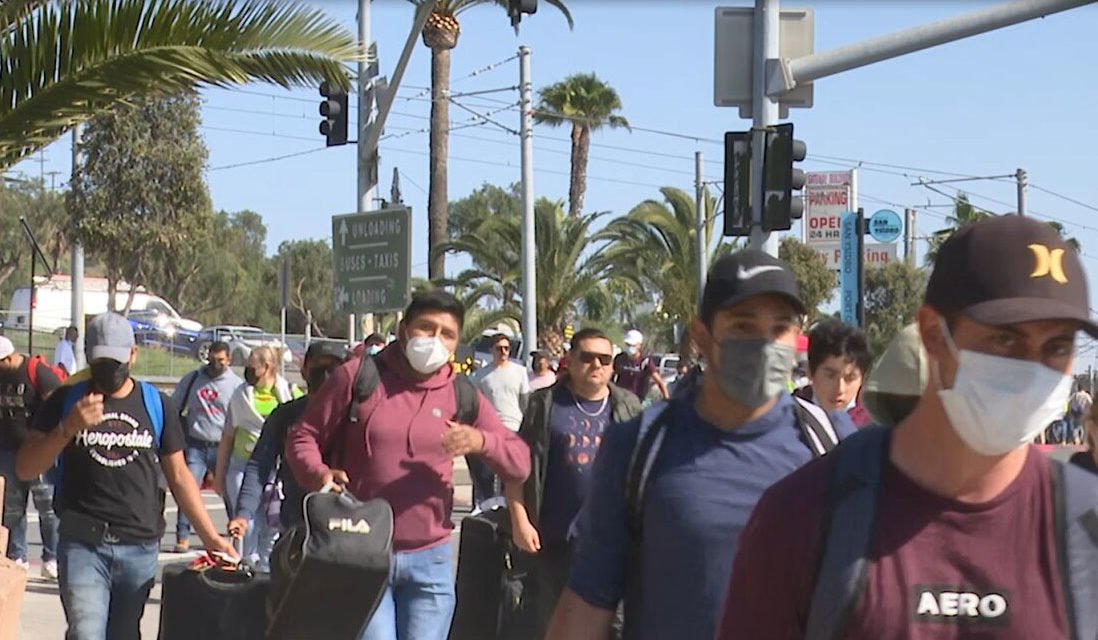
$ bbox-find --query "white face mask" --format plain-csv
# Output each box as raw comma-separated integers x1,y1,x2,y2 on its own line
404,335,452,375
935,319,1073,457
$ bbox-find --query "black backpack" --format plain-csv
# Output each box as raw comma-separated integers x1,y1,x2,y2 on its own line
805,426,1098,640
336,354,480,450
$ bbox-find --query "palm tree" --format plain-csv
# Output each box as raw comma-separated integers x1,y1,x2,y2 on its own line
598,186,736,355
923,193,990,265
434,196,612,355
0,0,361,170
534,73,629,217
408,0,574,281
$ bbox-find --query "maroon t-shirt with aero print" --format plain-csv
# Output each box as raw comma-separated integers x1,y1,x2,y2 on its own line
718,445,1069,640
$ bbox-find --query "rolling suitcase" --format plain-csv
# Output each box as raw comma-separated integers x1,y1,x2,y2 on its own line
449,506,532,640
267,486,393,640
158,557,270,640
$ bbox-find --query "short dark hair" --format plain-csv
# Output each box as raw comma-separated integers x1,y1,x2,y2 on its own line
807,319,871,375
405,291,465,329
363,333,385,347
208,341,231,357
570,327,611,349
491,333,512,348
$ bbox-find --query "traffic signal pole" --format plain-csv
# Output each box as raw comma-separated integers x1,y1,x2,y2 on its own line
748,0,780,256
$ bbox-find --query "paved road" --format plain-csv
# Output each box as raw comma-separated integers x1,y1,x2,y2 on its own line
17,460,474,638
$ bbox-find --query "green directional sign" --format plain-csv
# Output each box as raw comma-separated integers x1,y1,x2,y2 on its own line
332,207,412,315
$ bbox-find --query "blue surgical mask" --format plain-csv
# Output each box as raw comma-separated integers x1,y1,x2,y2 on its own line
367,345,383,356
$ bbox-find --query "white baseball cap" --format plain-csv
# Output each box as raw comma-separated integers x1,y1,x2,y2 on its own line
0,337,13,360
624,330,644,346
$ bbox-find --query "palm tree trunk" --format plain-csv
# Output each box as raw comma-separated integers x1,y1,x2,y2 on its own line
568,124,591,217
428,46,451,281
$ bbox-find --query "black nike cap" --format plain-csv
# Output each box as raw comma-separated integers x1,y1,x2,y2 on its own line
700,249,806,323
925,214,1098,336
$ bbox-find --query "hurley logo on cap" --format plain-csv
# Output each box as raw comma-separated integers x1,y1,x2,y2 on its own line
1028,243,1068,284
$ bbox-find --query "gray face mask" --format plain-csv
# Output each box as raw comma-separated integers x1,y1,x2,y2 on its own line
715,338,796,409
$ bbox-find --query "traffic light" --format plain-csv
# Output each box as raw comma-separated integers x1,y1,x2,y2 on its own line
761,122,807,231
723,130,752,237
508,0,537,28
319,81,348,147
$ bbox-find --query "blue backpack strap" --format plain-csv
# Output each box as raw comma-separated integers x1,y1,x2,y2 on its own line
138,381,165,448
1051,459,1098,640
805,426,892,640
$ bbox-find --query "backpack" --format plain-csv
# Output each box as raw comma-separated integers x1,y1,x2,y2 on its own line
27,354,68,396
625,395,839,530
344,354,479,429
54,380,165,494
804,426,1098,640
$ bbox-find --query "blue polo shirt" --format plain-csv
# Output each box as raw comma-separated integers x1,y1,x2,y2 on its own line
567,393,855,640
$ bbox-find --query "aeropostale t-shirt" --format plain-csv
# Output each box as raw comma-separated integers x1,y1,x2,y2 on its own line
719,446,1068,639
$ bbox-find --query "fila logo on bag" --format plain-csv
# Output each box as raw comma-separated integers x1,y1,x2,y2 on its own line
328,517,372,534
1028,244,1068,283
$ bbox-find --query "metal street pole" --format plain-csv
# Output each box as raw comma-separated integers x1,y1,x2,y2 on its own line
71,125,85,370
856,208,866,328
1016,168,1027,216
904,207,917,267
358,0,375,215
519,46,538,360
749,0,780,256
695,151,707,307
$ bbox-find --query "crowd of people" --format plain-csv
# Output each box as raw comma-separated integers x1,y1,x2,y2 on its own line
0,213,1095,639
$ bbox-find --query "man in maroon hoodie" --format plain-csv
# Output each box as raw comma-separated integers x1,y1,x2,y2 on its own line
285,291,531,640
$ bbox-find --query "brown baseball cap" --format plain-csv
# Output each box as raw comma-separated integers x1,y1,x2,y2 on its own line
925,214,1098,335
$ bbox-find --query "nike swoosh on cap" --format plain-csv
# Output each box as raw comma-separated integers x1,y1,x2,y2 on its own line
737,265,783,280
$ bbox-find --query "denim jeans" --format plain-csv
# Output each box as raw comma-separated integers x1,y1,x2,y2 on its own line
176,439,224,541
0,448,58,562
57,538,159,640
360,540,456,640
465,456,499,509
226,454,276,571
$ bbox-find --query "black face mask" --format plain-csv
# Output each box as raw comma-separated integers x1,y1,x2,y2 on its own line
90,361,130,395
305,366,337,394
206,362,226,378
243,366,260,386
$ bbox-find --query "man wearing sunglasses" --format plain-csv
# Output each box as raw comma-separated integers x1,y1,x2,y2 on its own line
547,250,855,640
471,333,531,506
505,328,643,637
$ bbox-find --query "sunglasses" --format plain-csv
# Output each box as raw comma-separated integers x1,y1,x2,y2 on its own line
578,351,613,367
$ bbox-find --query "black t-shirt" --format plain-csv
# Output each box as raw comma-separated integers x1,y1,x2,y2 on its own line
32,381,185,541
0,358,62,451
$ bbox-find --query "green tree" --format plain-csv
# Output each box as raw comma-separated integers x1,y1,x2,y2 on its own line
599,187,735,355
407,0,573,280
68,93,213,313
271,239,338,337
0,178,67,300
779,238,837,320
864,261,926,356
534,73,629,217
924,193,991,265
436,191,611,355
0,0,360,170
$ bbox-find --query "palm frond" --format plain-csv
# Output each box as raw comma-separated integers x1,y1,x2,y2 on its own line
0,0,362,169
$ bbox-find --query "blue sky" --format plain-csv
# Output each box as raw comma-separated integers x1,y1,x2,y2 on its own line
16,1,1098,362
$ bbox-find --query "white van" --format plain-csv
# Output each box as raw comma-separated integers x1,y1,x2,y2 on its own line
6,275,200,334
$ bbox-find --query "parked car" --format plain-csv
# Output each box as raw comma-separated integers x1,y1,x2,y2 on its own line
193,325,292,365
127,310,201,357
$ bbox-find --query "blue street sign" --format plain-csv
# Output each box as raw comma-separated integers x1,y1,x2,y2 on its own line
840,212,859,325
868,209,903,244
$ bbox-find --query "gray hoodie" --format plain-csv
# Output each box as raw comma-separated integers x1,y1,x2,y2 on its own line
172,366,244,443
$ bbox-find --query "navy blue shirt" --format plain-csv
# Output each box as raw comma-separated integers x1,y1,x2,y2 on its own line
567,393,855,640
539,387,611,544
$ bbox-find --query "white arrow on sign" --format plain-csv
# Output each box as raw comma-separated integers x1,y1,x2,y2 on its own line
333,285,350,310
339,220,349,247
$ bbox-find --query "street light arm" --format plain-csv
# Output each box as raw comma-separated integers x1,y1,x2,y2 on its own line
769,0,1097,95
